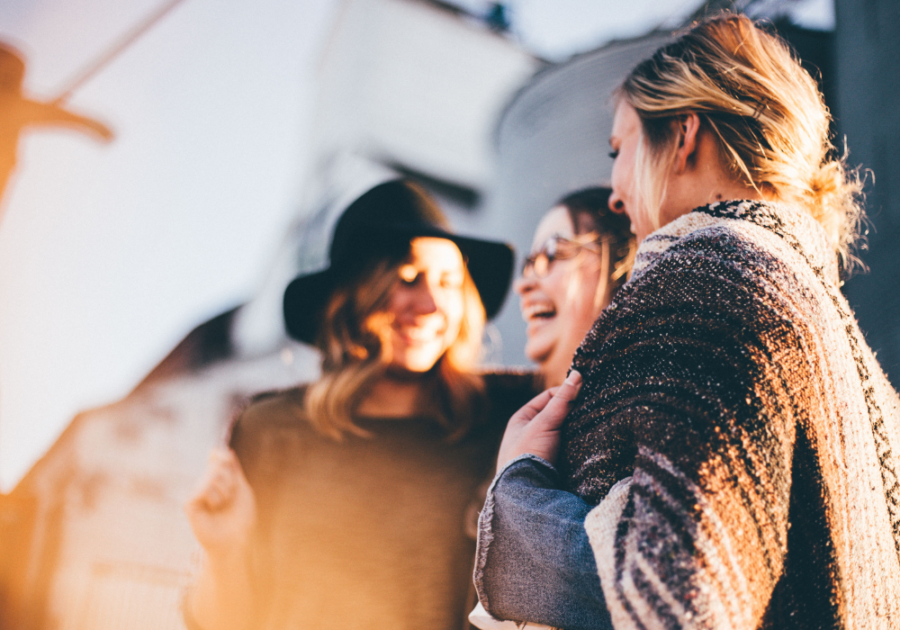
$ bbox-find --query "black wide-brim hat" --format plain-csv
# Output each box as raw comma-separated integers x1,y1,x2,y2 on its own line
283,179,514,345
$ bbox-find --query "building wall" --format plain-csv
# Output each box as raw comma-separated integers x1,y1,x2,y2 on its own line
835,0,900,385
309,0,538,200
0,1,539,626
484,33,672,366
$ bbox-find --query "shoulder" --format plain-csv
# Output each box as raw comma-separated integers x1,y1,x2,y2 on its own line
576,208,824,377
632,201,832,294
229,386,310,454
620,215,809,325
640,223,777,279
238,386,307,426
482,368,539,396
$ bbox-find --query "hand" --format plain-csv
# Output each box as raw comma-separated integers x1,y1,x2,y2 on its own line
185,448,257,559
496,370,582,474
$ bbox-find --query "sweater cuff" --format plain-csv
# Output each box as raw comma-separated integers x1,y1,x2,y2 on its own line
474,455,559,612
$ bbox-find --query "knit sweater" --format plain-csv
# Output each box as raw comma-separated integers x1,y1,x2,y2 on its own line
565,200,900,629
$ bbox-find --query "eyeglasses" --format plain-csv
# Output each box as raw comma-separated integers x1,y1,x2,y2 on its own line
521,234,603,279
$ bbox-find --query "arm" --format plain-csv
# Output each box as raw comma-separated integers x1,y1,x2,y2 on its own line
565,239,799,630
476,455,612,630
475,373,613,630
478,236,799,630
183,448,258,630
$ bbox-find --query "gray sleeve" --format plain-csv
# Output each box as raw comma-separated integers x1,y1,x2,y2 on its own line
474,455,613,630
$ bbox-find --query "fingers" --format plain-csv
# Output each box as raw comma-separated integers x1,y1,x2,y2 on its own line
554,370,582,401
529,370,582,432
495,371,583,471
508,388,556,426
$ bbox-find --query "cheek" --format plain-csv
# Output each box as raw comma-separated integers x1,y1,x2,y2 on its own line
611,147,626,183
364,311,394,344
538,270,569,305
445,297,466,339
384,285,409,319
565,267,601,320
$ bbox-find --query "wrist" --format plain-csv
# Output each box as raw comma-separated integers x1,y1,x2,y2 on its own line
497,453,556,477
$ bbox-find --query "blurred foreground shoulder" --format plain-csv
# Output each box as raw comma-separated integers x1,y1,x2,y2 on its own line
228,386,310,480
482,369,541,423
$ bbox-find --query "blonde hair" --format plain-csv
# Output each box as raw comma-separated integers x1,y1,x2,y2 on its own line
618,13,865,272
303,250,486,442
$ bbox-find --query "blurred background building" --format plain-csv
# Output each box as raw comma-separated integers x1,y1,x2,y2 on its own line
2,0,898,628
1,0,538,627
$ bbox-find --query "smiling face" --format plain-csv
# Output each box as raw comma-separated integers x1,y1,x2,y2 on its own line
374,237,467,374
515,206,610,386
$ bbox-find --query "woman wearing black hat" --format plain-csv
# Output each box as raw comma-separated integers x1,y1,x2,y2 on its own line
183,180,536,630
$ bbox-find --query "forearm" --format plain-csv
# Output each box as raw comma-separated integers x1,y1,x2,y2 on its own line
475,455,612,630
185,546,256,630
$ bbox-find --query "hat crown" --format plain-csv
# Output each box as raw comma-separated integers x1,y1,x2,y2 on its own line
327,180,448,265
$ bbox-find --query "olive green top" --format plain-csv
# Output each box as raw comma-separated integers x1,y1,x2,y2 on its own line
229,371,537,630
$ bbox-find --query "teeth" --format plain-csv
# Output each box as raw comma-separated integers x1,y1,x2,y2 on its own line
522,303,556,321
399,327,440,341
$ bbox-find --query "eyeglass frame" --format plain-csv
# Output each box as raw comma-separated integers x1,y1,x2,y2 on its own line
521,232,608,279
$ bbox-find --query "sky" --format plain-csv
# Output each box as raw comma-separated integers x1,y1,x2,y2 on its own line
0,0,832,490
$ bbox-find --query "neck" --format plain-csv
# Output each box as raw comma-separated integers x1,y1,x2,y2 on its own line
356,373,428,418
662,175,765,229
660,126,768,228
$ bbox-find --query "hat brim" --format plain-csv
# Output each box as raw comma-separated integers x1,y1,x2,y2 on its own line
283,268,338,345
283,225,513,345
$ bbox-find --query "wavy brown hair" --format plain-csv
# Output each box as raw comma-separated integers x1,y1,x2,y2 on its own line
558,187,637,293
618,13,865,272
302,247,486,442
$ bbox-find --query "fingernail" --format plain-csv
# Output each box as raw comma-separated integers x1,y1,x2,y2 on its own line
565,370,582,387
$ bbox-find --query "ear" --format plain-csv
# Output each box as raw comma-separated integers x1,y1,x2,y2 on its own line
672,112,701,175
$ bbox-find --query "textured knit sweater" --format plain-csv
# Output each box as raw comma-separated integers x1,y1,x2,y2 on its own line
566,200,900,629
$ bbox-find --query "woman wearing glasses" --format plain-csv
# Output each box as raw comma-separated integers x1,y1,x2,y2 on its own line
467,188,633,630
516,188,635,387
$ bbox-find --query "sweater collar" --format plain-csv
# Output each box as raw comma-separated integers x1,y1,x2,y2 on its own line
631,199,840,285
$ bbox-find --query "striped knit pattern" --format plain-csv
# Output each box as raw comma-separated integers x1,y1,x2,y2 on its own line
566,200,900,630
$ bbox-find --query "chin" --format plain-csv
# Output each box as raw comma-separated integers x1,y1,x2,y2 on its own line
390,350,445,374
524,336,553,364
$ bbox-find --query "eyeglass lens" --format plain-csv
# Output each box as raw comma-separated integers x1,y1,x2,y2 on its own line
522,234,604,278
522,237,561,278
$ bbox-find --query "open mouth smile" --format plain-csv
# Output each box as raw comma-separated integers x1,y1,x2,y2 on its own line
522,303,557,322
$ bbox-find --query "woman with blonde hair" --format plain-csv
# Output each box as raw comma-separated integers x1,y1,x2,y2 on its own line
183,180,536,630
474,14,900,630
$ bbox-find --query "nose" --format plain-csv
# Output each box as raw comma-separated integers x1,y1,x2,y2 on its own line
514,272,537,296
412,281,439,315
